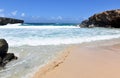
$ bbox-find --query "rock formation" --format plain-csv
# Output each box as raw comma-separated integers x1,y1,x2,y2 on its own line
80,9,120,28
0,17,24,25
0,39,17,67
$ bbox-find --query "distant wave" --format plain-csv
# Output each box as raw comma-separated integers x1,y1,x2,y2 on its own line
0,23,79,29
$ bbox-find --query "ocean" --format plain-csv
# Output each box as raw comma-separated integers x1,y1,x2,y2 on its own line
0,23,120,78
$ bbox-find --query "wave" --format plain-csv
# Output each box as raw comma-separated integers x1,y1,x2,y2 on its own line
0,24,120,46
6,23,22,26
6,34,120,47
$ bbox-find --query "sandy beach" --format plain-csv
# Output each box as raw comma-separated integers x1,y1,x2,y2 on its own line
33,39,120,78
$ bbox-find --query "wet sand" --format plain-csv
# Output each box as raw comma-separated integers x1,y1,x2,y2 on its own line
33,39,120,78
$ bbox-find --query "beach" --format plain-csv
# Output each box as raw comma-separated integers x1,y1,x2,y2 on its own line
0,1,120,78
33,39,120,78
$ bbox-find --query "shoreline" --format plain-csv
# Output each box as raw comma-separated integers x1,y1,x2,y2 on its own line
32,45,74,78
32,38,120,78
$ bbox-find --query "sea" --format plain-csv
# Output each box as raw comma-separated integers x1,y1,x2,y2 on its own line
0,23,120,78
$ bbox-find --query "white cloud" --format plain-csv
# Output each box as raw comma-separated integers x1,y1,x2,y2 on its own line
57,16,62,20
11,10,17,16
21,13,25,17
0,9,4,13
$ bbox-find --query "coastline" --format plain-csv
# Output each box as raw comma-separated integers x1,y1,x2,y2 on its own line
32,38,120,78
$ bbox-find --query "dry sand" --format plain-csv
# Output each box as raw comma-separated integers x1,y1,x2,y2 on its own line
33,39,120,78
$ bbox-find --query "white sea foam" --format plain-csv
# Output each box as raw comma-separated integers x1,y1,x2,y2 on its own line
6,23,22,26
0,25,120,46
5,34,120,46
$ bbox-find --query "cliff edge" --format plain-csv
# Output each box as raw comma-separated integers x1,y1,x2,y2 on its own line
0,17,24,25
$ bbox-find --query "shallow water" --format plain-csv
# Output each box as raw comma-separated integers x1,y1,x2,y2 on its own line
0,45,68,78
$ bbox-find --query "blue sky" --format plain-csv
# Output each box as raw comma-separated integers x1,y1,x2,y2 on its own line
0,0,120,23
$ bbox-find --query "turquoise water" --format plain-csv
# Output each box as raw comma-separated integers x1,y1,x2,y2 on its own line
0,23,120,78
23,23,78,26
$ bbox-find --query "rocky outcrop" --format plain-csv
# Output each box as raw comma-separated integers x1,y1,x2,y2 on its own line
0,17,24,25
0,39,17,67
80,9,120,28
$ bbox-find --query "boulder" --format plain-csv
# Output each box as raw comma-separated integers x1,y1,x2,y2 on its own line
0,17,24,25
80,9,120,28
0,39,17,67
0,57,2,64
0,39,8,58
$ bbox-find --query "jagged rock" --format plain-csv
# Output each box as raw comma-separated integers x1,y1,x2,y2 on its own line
80,9,120,28
0,39,17,67
0,17,24,25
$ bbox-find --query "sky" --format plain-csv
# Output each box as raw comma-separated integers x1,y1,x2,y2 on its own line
0,0,120,23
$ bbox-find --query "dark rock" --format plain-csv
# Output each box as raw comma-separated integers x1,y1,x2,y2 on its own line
80,20,94,28
0,57,2,63
0,17,24,25
80,20,89,27
0,39,17,67
0,57,2,67
2,53,17,66
80,9,120,28
0,39,8,59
